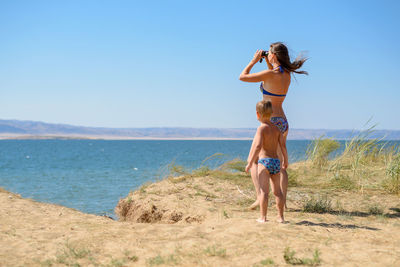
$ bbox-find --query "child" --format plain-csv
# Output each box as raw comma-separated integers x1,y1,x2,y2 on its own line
245,100,288,223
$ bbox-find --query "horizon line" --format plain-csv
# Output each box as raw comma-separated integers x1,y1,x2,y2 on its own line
1,118,400,131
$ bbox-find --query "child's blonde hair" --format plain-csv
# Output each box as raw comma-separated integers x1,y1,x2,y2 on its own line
256,100,273,118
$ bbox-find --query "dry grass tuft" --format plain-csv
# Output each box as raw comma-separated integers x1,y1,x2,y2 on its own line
302,195,332,214
303,129,400,194
307,136,340,168
384,152,400,194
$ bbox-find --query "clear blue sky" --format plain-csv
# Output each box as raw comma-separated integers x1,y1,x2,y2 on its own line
1,0,399,129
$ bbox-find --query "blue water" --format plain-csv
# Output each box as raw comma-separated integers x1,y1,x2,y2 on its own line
0,140,397,218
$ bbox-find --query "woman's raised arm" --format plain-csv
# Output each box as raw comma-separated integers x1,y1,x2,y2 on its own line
239,50,273,82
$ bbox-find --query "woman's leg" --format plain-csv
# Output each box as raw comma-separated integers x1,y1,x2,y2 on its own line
247,133,260,209
277,131,288,209
249,157,260,210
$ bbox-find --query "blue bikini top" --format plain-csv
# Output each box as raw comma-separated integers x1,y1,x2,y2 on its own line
274,65,284,74
260,65,286,97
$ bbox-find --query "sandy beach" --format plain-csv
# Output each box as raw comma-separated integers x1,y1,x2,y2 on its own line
1,160,400,267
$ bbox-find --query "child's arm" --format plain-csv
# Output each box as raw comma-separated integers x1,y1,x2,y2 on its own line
278,132,289,169
246,132,258,163
245,126,263,173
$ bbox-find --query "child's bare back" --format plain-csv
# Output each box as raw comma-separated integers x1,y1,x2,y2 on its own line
258,122,281,160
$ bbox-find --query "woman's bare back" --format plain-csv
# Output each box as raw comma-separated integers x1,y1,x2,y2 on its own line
262,70,291,117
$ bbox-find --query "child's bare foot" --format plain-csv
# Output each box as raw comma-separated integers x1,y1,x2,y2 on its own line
249,200,259,210
256,218,268,223
277,217,285,223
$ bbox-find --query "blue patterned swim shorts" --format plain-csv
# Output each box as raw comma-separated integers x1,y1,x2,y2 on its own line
258,158,281,175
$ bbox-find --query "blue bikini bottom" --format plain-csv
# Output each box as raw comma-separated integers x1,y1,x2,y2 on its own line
271,117,288,133
258,158,281,175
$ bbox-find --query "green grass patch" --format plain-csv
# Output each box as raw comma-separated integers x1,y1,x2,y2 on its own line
260,258,275,265
253,258,275,266
39,241,93,266
222,158,247,172
330,173,356,190
192,184,216,198
367,204,384,215
236,197,255,207
64,241,91,259
109,258,125,267
192,166,212,177
40,243,137,267
223,210,230,219
39,259,53,267
204,245,227,258
138,182,152,194
302,196,332,213
168,175,190,184
288,169,300,187
147,254,178,266
211,169,252,190
283,247,321,266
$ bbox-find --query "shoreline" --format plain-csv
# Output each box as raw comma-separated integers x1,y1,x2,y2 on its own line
0,134,254,140
2,135,400,141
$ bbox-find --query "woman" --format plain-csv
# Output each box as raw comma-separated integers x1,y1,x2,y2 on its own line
239,42,308,209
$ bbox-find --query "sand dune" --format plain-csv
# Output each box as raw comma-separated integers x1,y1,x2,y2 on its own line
1,165,400,266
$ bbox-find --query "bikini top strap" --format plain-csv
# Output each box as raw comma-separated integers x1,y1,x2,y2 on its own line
273,65,284,73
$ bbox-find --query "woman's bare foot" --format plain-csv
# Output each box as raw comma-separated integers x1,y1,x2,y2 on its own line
256,218,268,223
249,200,259,210
277,217,285,223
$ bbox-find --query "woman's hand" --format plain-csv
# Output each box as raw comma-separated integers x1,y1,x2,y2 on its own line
281,160,288,170
239,50,272,82
251,49,263,63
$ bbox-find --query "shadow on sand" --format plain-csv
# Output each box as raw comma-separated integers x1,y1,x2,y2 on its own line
386,208,400,218
295,220,380,231
289,207,400,219
289,208,370,217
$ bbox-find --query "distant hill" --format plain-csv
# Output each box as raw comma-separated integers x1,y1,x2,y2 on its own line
1,119,399,140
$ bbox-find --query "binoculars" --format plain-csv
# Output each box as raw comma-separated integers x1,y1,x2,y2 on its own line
259,51,269,63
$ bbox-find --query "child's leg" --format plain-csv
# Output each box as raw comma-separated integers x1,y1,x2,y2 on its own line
249,157,260,209
257,164,270,222
270,173,285,223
